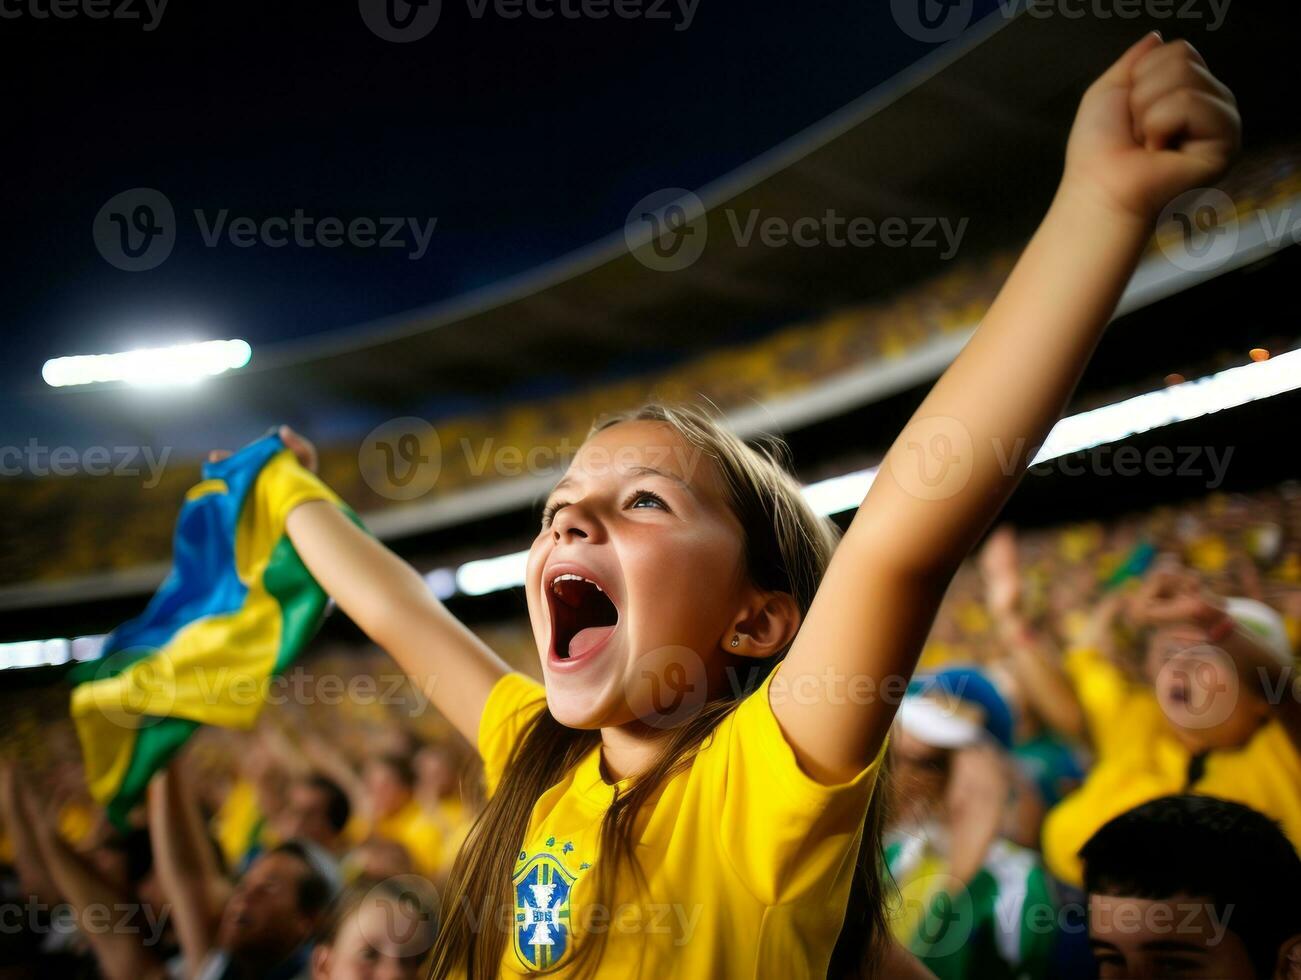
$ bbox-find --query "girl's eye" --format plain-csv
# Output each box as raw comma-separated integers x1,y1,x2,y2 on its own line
626,488,668,512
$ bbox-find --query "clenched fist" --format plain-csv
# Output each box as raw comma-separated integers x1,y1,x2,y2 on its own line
1063,33,1241,223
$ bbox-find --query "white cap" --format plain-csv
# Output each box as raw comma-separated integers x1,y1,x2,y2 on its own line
898,697,984,749
1223,597,1294,666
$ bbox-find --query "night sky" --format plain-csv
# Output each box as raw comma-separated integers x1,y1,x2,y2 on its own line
0,0,1014,404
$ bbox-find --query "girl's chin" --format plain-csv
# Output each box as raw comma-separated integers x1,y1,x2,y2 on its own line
547,702,608,730
544,682,618,730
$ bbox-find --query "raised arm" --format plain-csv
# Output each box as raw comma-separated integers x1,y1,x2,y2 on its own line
298,730,372,825
10,768,166,980
980,526,1086,740
148,762,231,978
0,762,61,906
1135,567,1301,754
777,34,1240,780
217,427,510,746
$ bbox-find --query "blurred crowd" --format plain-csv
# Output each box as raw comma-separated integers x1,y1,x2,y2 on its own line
5,145,1298,594
0,636,479,979
2,481,1301,978
870,481,1301,978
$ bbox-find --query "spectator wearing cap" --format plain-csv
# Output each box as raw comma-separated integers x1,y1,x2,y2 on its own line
886,666,1059,979
1038,567,1301,887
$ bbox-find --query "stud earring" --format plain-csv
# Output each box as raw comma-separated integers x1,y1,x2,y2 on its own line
730,634,740,648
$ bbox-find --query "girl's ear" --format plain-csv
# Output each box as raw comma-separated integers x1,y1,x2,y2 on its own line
1277,932,1301,980
727,592,801,659
311,943,331,978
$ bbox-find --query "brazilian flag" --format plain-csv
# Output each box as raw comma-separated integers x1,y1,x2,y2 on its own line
68,433,354,827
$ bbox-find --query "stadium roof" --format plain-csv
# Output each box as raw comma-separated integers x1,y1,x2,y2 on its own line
4,3,1298,628
28,6,1294,450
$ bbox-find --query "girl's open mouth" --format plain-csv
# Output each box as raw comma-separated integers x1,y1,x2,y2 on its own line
546,568,619,664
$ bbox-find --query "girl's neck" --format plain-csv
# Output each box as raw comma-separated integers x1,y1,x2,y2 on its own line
597,721,670,783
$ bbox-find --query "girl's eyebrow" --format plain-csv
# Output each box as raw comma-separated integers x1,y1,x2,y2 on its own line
625,464,693,491
546,465,695,498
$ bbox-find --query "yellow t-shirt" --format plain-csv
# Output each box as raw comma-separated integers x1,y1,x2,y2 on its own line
1042,646,1301,886
371,798,449,878
213,778,263,869
478,669,886,978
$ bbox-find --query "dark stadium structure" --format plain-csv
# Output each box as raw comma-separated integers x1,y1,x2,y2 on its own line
3,4,1298,656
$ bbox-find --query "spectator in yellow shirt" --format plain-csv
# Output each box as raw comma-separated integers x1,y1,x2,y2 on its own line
363,753,448,880
1041,566,1301,887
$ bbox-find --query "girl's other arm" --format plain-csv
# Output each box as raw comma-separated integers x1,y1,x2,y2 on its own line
218,427,510,746
285,498,509,745
777,35,1240,781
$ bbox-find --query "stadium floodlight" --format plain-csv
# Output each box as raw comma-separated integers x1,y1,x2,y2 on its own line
456,550,531,597
1031,347,1301,464
0,634,104,671
41,338,253,388
423,567,458,601
7,348,1301,669
438,347,1301,596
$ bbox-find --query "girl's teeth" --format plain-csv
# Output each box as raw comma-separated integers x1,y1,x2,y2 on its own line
551,573,603,593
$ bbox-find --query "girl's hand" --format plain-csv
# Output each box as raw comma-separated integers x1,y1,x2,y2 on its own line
207,425,319,472
1062,33,1240,224
277,426,319,472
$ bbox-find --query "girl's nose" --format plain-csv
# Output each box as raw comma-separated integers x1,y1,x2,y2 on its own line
553,503,600,543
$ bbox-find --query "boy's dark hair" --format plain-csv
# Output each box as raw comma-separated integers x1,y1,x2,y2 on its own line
1081,794,1301,979
304,774,351,833
264,841,336,917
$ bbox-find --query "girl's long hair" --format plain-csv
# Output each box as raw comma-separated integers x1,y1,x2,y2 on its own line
427,402,891,978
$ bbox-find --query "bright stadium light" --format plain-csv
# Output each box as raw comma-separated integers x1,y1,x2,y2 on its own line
1032,347,1301,463
439,348,1301,596
801,348,1301,518
0,634,104,671
456,550,530,597
41,338,253,388
8,349,1300,669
